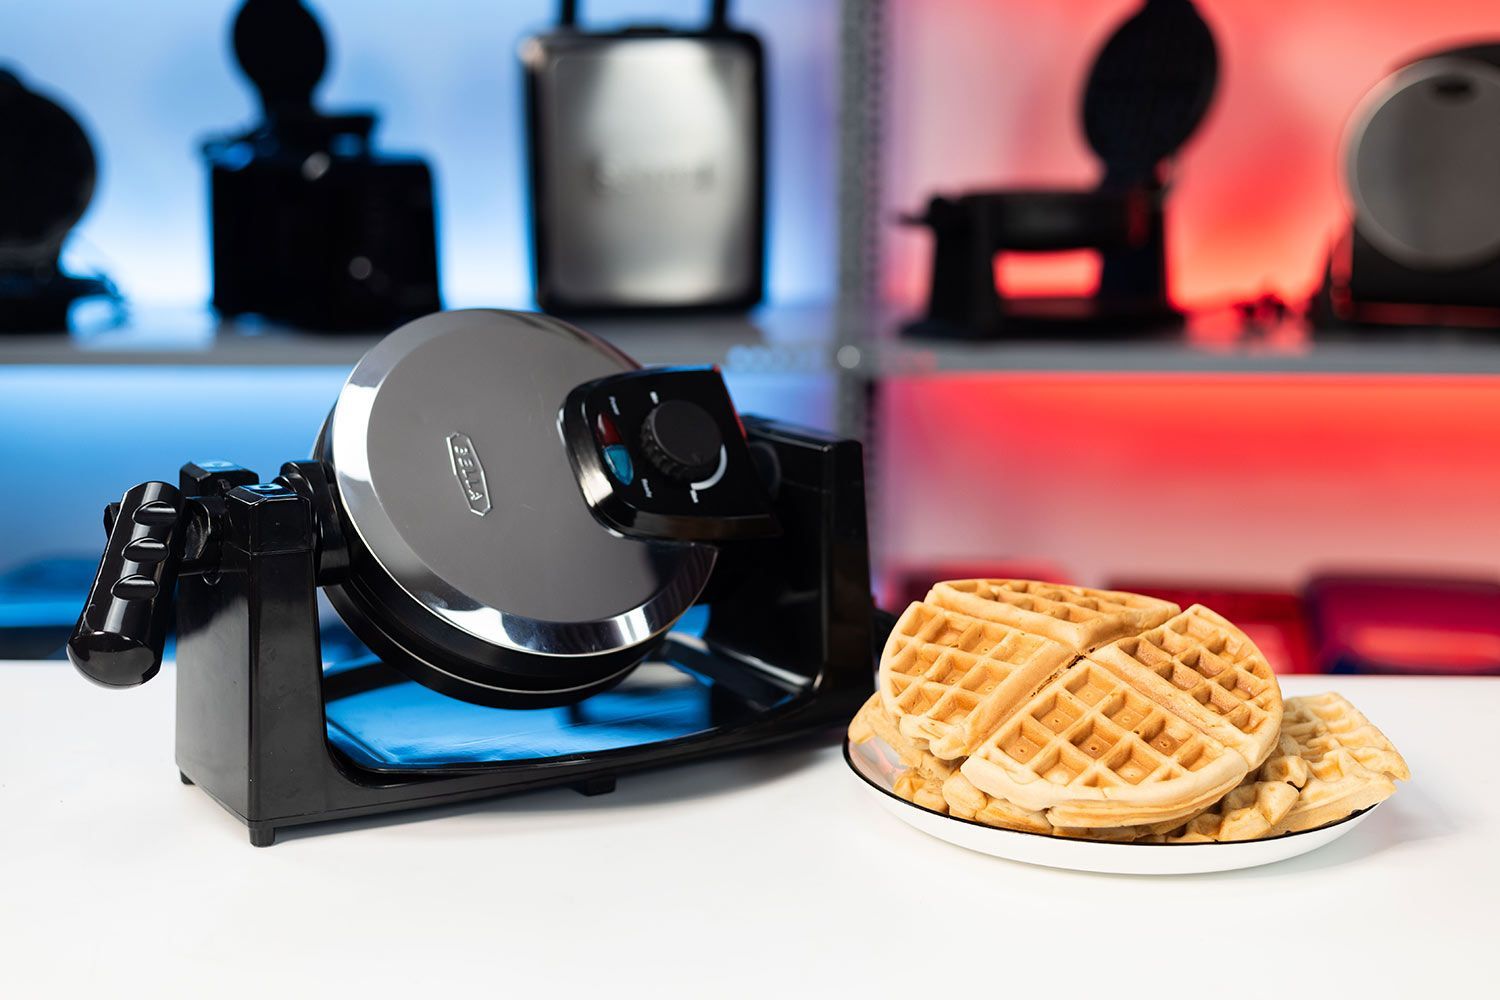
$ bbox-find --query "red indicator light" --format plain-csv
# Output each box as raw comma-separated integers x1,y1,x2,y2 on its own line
594,413,622,446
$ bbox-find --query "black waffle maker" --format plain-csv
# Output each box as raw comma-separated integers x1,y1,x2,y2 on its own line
67,310,877,845
901,0,1218,339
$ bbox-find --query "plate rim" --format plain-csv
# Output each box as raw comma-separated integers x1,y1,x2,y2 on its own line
843,736,1376,848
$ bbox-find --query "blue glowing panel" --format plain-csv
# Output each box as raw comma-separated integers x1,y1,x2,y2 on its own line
319,609,799,769
326,665,722,767
0,365,347,575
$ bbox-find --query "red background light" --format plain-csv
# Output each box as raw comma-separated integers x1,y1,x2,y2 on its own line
876,374,1500,588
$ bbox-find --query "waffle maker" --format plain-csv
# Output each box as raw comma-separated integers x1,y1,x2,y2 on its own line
901,0,1217,339
0,67,117,331
1317,42,1500,329
66,310,876,845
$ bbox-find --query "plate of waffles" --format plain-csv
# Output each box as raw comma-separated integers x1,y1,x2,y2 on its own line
846,580,1410,876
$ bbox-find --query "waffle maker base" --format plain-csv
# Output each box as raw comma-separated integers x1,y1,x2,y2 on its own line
167,415,876,845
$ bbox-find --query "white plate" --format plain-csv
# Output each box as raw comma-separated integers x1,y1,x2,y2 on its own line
845,735,1380,876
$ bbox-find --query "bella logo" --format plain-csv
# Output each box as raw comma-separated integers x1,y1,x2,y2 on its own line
446,433,490,516
590,155,716,197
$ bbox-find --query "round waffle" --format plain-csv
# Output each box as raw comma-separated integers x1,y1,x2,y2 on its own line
872,582,1287,830
960,605,1284,826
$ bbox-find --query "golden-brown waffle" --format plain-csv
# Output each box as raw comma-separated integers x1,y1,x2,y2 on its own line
1266,692,1409,835
1087,604,1284,772
926,579,1179,654
863,582,1398,836
858,685,1405,844
894,771,949,814
878,602,1073,759
942,772,1158,841
849,693,959,785
941,772,1052,833
959,657,1248,826
1279,692,1410,782
1149,736,1310,842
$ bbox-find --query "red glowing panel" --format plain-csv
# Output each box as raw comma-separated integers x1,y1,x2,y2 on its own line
1348,626,1500,672
876,374,1500,589
994,250,1101,299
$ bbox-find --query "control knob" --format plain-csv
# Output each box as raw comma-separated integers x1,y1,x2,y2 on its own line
639,400,722,482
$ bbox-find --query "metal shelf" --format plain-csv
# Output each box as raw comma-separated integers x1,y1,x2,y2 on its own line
0,304,842,374
867,311,1500,377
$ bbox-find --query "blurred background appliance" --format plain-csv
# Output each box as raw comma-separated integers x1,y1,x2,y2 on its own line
901,0,1217,339
0,67,117,332
202,0,441,331
1319,42,1500,329
1305,575,1500,675
523,0,765,313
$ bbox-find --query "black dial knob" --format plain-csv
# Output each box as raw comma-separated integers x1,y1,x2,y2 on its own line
640,400,723,482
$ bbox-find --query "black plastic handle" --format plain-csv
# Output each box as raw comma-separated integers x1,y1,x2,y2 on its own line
67,482,188,688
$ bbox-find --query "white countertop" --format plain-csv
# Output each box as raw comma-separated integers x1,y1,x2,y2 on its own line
2,666,1493,998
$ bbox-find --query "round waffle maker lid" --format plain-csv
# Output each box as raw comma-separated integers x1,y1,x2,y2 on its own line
316,310,716,704
1345,55,1500,270
1081,0,1218,184
0,68,96,261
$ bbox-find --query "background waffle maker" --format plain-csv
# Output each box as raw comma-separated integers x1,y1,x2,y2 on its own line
66,310,877,845
0,66,118,332
901,0,1218,339
1317,41,1500,330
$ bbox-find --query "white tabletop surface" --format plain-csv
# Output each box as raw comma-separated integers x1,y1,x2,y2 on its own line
1,665,1493,998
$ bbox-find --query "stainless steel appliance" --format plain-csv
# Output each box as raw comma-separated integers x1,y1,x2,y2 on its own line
523,1,765,313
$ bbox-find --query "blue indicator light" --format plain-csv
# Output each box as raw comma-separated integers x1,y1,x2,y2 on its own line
603,444,634,485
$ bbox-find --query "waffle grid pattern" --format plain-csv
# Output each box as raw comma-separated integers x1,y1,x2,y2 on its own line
1280,693,1411,780
979,660,1228,793
1266,694,1408,834
1096,607,1280,754
928,579,1181,654
881,603,1067,752
939,579,1173,629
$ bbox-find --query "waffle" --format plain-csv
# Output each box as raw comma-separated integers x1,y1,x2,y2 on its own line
878,602,1073,759
849,693,960,785
926,579,1179,653
1087,604,1285,772
942,772,1162,841
1149,736,1310,842
1266,692,1409,835
941,771,1052,834
959,654,1250,826
858,580,1419,843
894,771,950,814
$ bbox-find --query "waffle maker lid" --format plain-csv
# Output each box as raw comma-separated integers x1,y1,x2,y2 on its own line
1345,54,1500,270
1081,0,1217,184
0,68,96,260
316,310,716,702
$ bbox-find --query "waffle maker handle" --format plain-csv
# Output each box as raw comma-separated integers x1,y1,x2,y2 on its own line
67,481,189,687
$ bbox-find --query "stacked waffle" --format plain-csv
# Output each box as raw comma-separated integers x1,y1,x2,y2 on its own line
850,580,1409,842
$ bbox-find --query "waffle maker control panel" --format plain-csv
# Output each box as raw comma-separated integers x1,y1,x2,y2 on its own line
561,366,779,541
